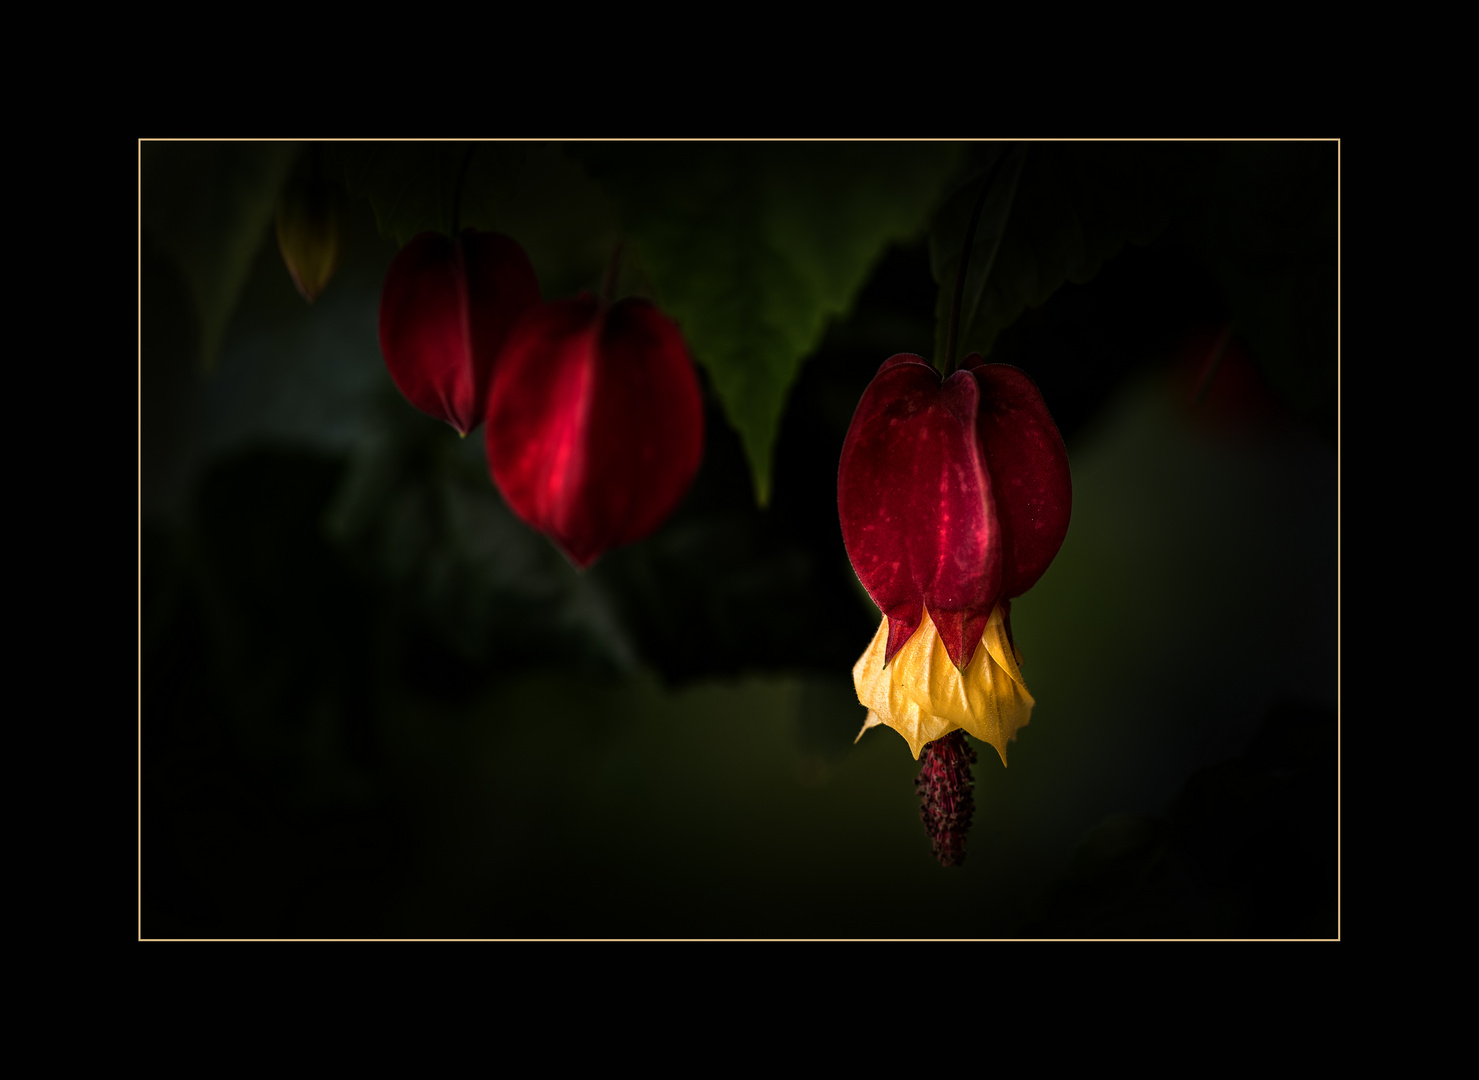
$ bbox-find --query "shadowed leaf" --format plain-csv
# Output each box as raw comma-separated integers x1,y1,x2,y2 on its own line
1198,141,1337,442
931,142,1201,363
141,141,298,369
331,142,616,297
575,141,963,504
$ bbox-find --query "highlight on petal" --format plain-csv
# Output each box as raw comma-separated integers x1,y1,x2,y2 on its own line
486,294,704,569
852,604,1033,763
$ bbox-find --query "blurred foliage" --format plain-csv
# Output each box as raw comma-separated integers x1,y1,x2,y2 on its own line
573,141,964,504
333,141,619,300
141,141,297,368
930,141,1205,368
140,140,1338,938
1198,142,1338,443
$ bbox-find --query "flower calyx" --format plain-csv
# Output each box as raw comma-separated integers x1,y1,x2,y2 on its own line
837,352,1071,671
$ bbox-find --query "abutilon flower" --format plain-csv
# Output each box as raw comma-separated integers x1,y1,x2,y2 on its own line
838,353,1071,773
485,292,704,569
377,230,541,436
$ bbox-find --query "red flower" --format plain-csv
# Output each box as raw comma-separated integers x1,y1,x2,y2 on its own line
838,353,1071,760
377,230,541,436
485,293,704,569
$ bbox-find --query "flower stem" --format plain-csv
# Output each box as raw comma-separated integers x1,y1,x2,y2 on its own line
945,145,1017,375
449,143,476,237
601,239,625,306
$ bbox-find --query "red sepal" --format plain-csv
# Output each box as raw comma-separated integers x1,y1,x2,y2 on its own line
838,354,1070,669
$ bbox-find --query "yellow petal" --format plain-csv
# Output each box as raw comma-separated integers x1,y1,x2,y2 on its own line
853,616,948,758
851,606,1035,763
853,709,884,744
957,604,1035,767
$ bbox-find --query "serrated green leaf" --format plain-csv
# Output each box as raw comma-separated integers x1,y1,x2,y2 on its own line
140,141,298,369
931,142,1197,363
574,141,963,505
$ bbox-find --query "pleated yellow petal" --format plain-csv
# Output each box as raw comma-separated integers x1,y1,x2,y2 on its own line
851,605,1036,762
980,603,1030,693
889,618,971,758
852,614,892,716
853,618,938,759
957,604,1035,766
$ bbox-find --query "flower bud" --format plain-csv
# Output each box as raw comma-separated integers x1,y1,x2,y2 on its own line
276,146,347,303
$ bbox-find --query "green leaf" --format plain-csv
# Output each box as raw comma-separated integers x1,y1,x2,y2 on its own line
140,141,298,369
574,142,964,505
932,142,1200,363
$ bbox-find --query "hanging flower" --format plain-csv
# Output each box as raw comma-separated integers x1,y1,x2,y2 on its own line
838,353,1071,765
485,293,704,568
377,230,541,436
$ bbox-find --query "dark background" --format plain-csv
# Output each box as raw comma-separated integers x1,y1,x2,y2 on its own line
141,140,1338,938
